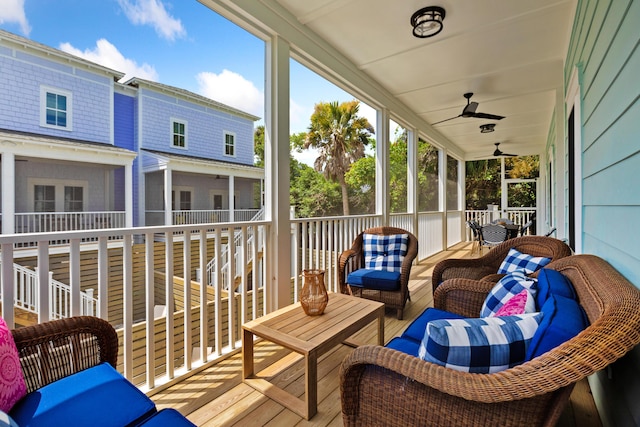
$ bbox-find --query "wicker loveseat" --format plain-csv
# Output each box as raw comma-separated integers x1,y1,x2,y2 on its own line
8,316,194,426
340,254,640,426
431,235,573,288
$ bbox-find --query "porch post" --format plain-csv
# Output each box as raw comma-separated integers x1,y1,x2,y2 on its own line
439,149,447,250
228,175,235,222
265,35,292,311
164,167,172,226
376,108,390,225
407,127,418,236
1,152,15,234
125,162,133,228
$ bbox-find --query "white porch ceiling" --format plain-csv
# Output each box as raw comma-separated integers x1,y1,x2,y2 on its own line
207,0,576,160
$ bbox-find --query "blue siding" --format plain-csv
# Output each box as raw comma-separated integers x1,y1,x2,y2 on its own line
0,47,113,143
138,88,255,165
114,92,135,151
564,1,640,425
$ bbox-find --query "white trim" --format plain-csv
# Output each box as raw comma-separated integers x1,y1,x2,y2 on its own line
223,131,236,157
40,85,73,131
566,67,583,253
27,178,88,212
171,118,188,149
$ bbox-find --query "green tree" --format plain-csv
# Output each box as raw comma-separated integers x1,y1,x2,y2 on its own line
304,100,374,215
254,125,265,167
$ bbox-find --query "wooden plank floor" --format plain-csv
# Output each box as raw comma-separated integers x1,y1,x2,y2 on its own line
151,243,602,426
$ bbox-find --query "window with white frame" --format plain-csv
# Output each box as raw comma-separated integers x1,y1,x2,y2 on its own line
171,190,192,210
224,132,235,156
64,186,84,212
34,185,56,212
172,119,187,148
40,86,72,130
31,180,86,212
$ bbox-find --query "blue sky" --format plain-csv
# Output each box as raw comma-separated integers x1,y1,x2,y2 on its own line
0,0,383,164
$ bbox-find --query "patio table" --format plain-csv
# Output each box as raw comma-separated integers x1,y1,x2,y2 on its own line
242,292,384,419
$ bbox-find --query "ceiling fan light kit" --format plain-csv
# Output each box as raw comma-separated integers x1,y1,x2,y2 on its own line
411,6,445,38
480,123,495,133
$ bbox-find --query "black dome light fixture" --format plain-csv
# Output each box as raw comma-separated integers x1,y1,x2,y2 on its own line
411,6,446,38
480,123,496,133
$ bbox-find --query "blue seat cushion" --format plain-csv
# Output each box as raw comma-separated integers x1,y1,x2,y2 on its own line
10,363,156,427
403,308,466,342
347,269,401,291
136,409,196,426
535,268,577,309
526,293,589,360
385,337,421,357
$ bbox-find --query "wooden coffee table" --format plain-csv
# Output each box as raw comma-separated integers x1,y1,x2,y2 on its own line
242,292,385,419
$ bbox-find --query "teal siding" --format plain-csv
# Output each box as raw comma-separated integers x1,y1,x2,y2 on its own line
564,1,640,425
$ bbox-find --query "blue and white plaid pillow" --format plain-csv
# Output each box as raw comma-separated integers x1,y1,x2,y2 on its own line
498,248,552,275
418,313,543,373
480,270,537,317
363,233,408,272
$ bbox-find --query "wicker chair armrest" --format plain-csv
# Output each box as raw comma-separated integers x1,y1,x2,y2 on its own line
433,278,495,317
338,249,360,293
12,316,118,392
431,258,495,289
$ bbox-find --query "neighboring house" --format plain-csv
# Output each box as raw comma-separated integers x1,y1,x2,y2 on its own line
0,29,263,234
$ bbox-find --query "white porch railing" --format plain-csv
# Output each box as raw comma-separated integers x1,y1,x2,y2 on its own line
1,262,97,318
0,211,462,395
14,211,126,234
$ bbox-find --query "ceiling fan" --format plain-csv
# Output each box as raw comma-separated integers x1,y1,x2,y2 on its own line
493,142,517,157
432,92,505,125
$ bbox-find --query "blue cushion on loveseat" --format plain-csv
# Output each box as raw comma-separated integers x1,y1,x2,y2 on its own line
526,293,589,360
10,363,156,427
347,269,401,291
535,268,577,308
403,308,466,342
385,337,421,356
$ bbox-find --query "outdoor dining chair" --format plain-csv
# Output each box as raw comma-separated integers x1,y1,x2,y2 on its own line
479,223,508,254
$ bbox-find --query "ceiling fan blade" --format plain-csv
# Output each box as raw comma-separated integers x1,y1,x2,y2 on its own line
472,112,505,120
502,153,518,157
461,102,479,117
431,115,462,125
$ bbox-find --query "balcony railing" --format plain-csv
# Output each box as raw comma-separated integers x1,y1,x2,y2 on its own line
145,209,263,226
13,211,126,233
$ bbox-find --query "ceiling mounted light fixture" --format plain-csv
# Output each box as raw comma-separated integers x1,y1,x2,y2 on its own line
480,123,496,133
411,6,446,38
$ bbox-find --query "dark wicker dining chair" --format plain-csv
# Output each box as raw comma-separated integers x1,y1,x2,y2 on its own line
479,223,508,254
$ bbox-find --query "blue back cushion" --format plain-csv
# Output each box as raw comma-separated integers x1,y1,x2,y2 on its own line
403,307,465,342
526,294,589,360
363,233,408,272
535,268,577,309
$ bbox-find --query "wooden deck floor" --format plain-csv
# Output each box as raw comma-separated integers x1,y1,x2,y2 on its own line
151,243,602,426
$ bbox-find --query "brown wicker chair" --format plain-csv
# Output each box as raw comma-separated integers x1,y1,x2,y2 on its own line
11,316,118,392
338,227,418,320
432,235,572,291
340,254,640,426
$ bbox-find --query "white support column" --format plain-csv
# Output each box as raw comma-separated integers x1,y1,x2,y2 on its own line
164,167,172,226
376,109,390,225
500,156,507,215
1,152,15,234
439,149,447,249
458,157,465,237
125,162,133,228
265,35,292,312
407,127,418,235
228,175,235,222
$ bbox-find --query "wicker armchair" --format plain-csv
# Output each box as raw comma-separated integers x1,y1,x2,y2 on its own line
338,227,418,320
11,316,118,392
340,254,640,426
432,235,572,291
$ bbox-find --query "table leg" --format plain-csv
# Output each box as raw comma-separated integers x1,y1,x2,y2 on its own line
242,328,254,379
305,351,318,419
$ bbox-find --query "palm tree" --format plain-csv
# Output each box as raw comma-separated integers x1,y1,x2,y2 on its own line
304,100,374,215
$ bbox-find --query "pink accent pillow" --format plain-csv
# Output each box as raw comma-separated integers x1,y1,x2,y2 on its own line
0,317,27,412
493,289,536,317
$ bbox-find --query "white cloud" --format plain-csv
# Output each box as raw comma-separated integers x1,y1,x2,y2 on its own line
0,0,31,35
59,39,159,82
196,69,263,117
117,0,185,41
